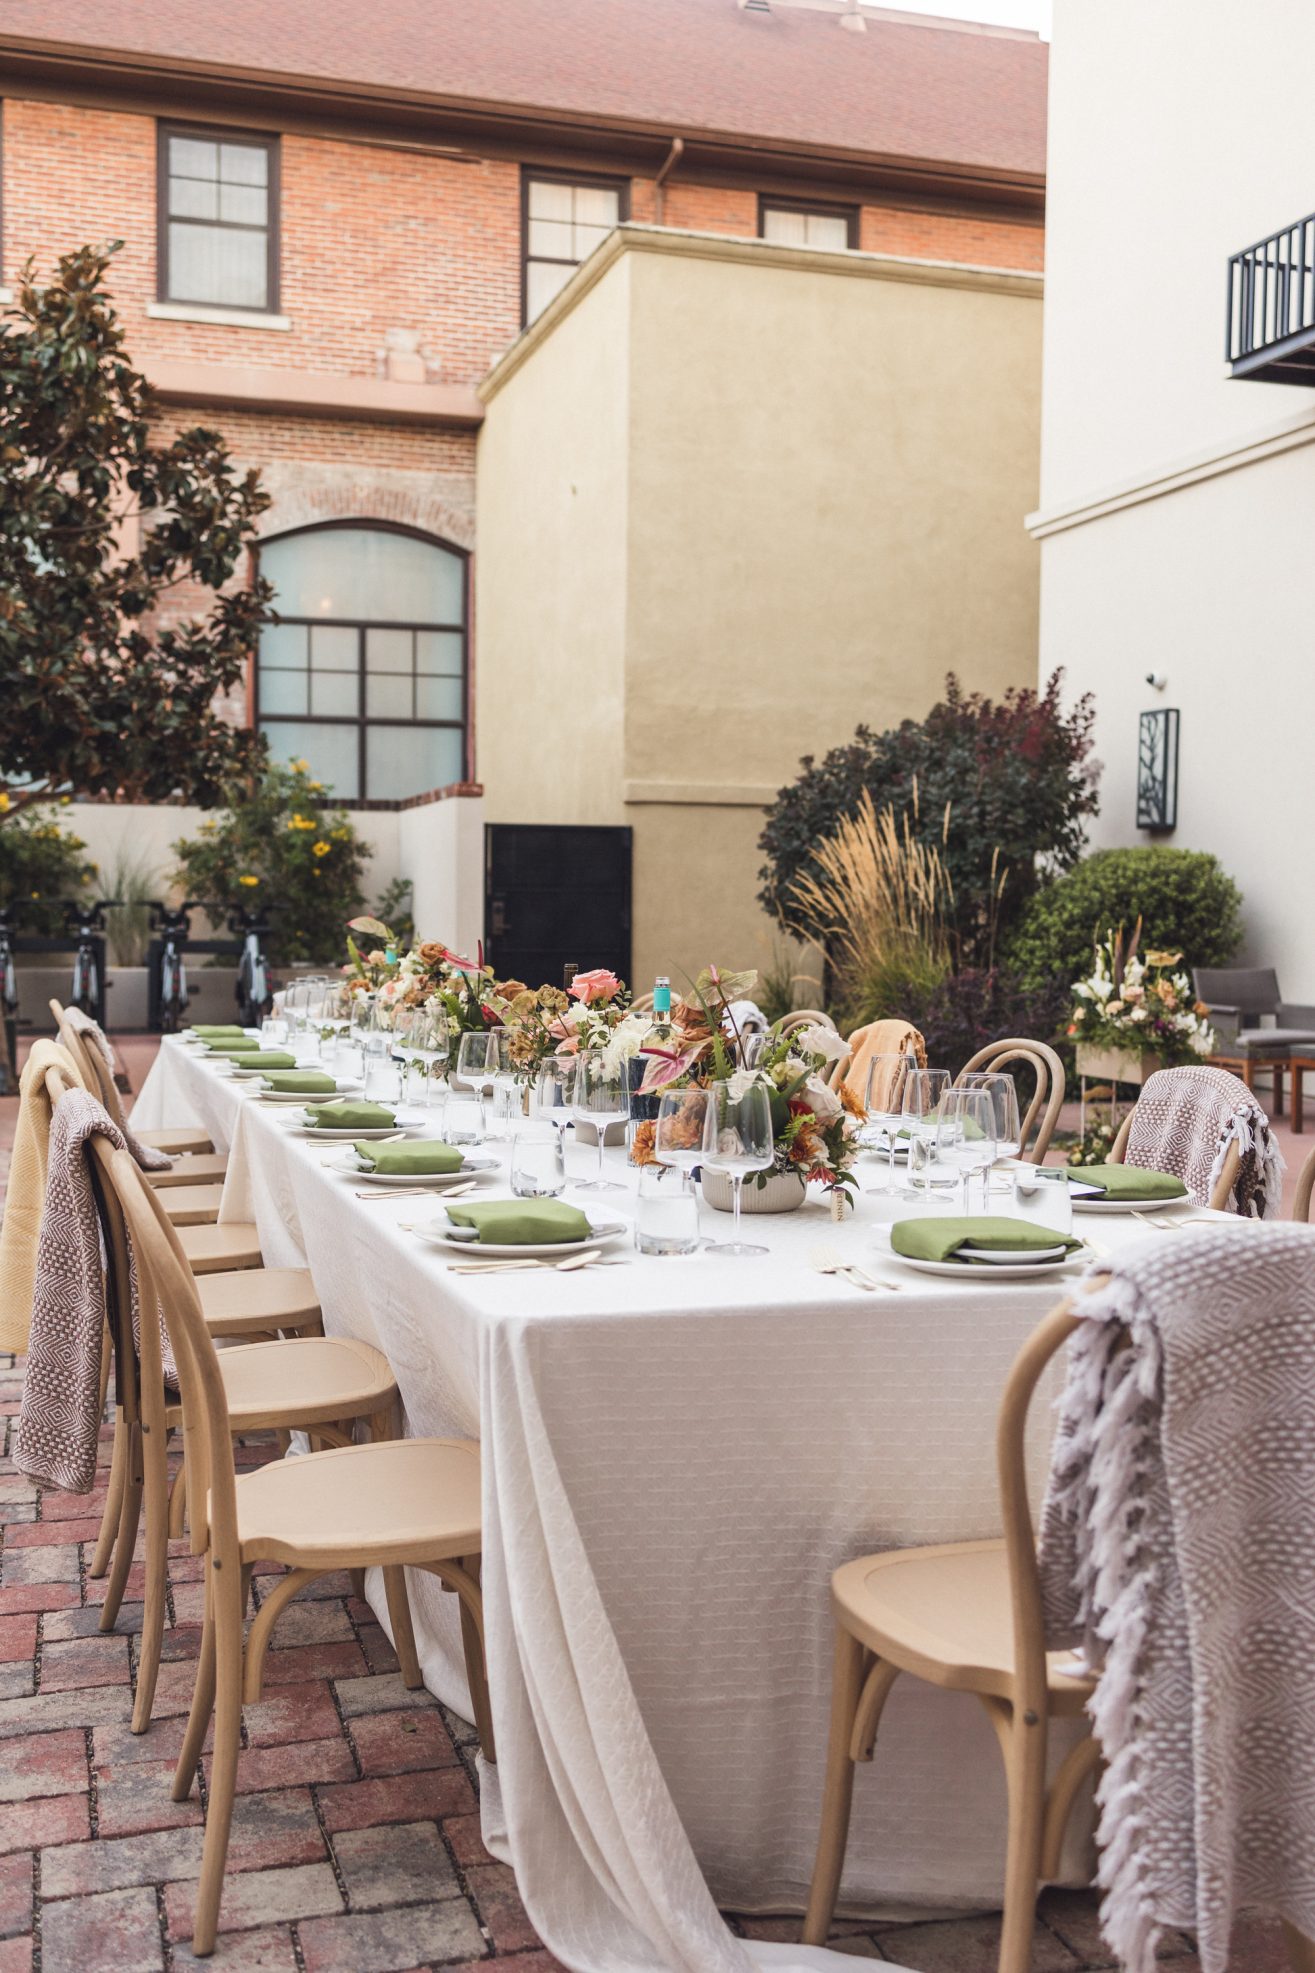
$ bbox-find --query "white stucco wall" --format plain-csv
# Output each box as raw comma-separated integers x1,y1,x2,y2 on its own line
1035,0,1315,988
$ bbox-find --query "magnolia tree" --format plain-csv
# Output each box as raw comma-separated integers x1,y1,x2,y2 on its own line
0,241,273,819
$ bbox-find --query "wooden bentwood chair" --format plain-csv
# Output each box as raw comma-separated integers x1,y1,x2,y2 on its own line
956,1037,1067,1163
803,1298,1099,1971
50,1000,229,1182
95,1141,491,1958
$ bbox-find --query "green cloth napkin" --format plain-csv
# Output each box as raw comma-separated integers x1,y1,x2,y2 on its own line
190,1025,249,1038
444,1199,590,1245
1067,1163,1188,1202
260,1071,340,1095
891,1215,1083,1263
353,1141,465,1175
303,1100,397,1130
206,1049,297,1069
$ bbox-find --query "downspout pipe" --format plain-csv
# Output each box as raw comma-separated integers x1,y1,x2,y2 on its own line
653,136,685,224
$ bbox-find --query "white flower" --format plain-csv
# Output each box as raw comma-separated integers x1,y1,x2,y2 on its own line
728,1067,766,1101
802,1074,842,1121
1128,1005,1147,1023
601,1015,649,1076
796,1023,848,1064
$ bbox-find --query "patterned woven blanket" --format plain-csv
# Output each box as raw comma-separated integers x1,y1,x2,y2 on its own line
15,1091,175,1495
62,1009,172,1172
1038,1226,1315,1972
1125,1064,1283,1217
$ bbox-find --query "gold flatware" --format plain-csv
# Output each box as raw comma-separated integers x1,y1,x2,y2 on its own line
811,1243,886,1293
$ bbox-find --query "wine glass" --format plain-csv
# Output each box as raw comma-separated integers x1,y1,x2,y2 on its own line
960,1072,1022,1167
391,1006,424,1106
455,1030,497,1132
414,1003,450,1111
700,1080,774,1257
935,1086,998,1214
861,1053,910,1194
654,1088,713,1173
570,1050,629,1192
901,1068,951,1199
488,1030,521,1141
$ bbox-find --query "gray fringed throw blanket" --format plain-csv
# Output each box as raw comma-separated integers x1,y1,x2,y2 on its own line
1038,1226,1315,1973
1125,1065,1283,1217
15,1091,175,1495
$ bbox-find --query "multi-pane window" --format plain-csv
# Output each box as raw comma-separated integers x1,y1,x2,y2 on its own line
760,201,857,252
159,125,278,311
256,525,468,803
523,174,626,323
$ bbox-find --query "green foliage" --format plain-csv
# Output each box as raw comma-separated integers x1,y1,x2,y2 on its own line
0,242,272,818
841,944,948,1033
896,966,1069,1082
1007,848,1244,992
172,759,369,965
0,801,95,935
102,845,161,967
758,672,1099,967
1066,1109,1119,1168
372,877,415,951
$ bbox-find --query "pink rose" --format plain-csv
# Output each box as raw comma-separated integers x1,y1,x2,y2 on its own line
569,968,621,1005
554,1035,582,1056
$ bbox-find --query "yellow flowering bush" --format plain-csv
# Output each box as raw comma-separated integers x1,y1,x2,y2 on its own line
0,804,96,934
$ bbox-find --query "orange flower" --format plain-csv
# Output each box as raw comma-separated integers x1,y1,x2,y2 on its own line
630,1121,659,1167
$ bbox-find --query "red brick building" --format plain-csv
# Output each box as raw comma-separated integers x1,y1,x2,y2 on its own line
0,0,1046,809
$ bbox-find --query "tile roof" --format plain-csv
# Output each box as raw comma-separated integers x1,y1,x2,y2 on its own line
2,0,1047,182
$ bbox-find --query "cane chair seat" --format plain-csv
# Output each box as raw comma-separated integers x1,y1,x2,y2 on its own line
832,1541,1095,1711
159,1182,226,1227
178,1222,263,1273
148,1152,229,1188
233,1436,481,1567
138,1127,217,1157
197,1267,321,1338
217,1335,396,1436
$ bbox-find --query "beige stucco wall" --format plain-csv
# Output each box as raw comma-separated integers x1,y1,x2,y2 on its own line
477,226,1043,992
1033,0,1315,989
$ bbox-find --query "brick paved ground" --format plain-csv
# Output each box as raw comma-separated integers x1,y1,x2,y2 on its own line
0,1040,1296,1969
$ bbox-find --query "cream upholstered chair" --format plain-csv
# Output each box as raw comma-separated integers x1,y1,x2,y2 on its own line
956,1038,1066,1162
97,1141,490,1959
803,1299,1100,1972
78,1113,412,1739
50,1001,224,1171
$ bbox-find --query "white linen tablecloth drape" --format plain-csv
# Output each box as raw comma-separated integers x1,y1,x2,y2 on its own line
136,1040,1101,1973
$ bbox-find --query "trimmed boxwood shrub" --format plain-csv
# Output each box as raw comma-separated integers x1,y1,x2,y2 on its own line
1006,848,1244,993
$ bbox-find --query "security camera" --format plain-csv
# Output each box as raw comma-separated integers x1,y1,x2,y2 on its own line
1145,672,1168,691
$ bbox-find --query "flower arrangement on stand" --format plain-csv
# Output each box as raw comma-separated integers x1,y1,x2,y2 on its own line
630,966,862,1197
1068,922,1215,1069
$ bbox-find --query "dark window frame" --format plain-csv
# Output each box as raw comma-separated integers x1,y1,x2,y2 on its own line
521,165,631,326
157,119,281,313
253,520,472,803
757,194,859,251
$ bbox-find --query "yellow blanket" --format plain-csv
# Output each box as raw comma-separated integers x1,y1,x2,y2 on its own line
0,1040,87,1355
841,1019,927,1114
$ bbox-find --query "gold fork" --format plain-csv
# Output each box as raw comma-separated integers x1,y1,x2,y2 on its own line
811,1243,897,1293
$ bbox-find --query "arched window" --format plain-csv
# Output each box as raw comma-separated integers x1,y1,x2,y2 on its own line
255,522,468,802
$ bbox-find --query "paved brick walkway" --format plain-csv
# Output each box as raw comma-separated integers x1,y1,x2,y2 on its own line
0,1039,1295,1967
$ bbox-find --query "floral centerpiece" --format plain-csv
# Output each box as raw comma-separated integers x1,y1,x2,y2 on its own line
631,966,862,1196
1068,923,1215,1069
499,968,634,1078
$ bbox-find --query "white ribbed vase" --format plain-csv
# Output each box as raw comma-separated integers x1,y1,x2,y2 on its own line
700,1169,807,1215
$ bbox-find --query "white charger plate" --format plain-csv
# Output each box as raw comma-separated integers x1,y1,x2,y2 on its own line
1070,1192,1191,1215
286,1119,427,1141
891,1252,1085,1281
412,1218,628,1259
259,1081,364,1102
337,1153,499,1188
958,1242,1069,1265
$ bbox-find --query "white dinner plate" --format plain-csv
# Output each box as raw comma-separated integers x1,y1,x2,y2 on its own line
285,1119,428,1141
412,1218,629,1259
231,1064,301,1079
891,1252,1085,1281
258,1082,364,1102
957,1242,1069,1265
1070,1192,1191,1215
337,1153,499,1188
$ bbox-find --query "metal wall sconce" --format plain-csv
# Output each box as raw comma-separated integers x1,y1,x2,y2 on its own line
1137,707,1180,833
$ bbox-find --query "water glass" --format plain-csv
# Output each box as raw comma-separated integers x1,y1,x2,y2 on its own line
362,1049,400,1105
441,1086,485,1145
861,1053,910,1193
935,1086,998,1213
1011,1164,1073,1237
960,1071,1022,1166
701,1080,774,1257
260,1015,288,1048
901,1068,951,1197
511,1121,566,1199
634,1165,701,1255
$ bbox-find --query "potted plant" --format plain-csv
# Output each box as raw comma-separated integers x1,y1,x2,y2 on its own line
1069,921,1215,1085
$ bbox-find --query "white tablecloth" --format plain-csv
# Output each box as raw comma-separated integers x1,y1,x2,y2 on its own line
134,1041,1121,1973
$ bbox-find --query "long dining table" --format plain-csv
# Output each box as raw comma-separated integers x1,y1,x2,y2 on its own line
131,1035,1129,1973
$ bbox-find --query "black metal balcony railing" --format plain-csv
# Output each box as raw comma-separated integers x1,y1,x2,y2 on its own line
1227,214,1315,383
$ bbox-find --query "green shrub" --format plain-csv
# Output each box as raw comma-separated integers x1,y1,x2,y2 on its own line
173,759,369,965
1007,848,1244,993
0,802,96,934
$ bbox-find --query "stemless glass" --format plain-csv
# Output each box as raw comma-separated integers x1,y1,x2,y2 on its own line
901,1068,951,1198
701,1080,774,1257
510,1120,566,1199
634,1164,701,1255
861,1054,910,1193
1011,1164,1073,1237
935,1086,998,1214
570,1051,629,1193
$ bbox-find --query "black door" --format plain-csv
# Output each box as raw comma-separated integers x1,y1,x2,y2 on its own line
484,824,632,987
